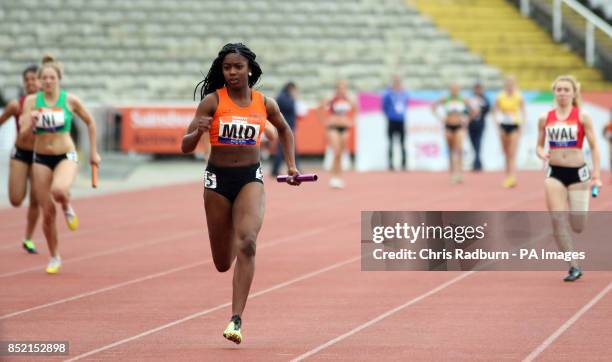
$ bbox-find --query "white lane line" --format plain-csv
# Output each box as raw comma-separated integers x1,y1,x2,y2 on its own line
0,229,200,278
64,256,361,361
290,271,474,362
1,220,357,319
522,281,612,362
0,214,175,251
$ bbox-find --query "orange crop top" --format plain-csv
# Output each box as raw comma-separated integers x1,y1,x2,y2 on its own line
209,87,268,146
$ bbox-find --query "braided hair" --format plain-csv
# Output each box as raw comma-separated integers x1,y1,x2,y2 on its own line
194,43,262,101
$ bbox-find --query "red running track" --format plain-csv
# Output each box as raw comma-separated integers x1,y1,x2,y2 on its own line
0,171,611,361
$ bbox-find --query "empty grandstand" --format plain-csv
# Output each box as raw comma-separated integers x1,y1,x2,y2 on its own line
0,0,504,103
411,0,612,91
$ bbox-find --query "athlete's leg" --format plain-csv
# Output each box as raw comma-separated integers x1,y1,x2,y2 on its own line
326,129,342,177
32,163,57,257
567,180,590,233
445,129,454,176
50,159,79,231
25,168,40,241
230,182,265,317
507,129,520,181
453,129,465,180
8,159,30,207
204,190,235,272
545,178,580,272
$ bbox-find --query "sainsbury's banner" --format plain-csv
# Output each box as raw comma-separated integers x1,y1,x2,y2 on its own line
118,105,353,156
119,106,209,154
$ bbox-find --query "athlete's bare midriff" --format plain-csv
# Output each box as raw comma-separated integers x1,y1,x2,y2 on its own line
15,131,35,150
208,146,261,167
444,113,464,126
326,114,352,128
34,132,75,155
549,148,585,168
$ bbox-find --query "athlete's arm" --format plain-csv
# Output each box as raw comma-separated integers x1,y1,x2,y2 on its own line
18,95,36,137
519,94,527,125
482,95,491,117
263,120,278,142
0,100,19,126
266,96,300,185
316,97,329,125
69,94,101,166
492,96,501,124
581,111,602,188
464,98,476,121
431,98,443,122
348,96,358,127
182,93,215,153
535,113,548,161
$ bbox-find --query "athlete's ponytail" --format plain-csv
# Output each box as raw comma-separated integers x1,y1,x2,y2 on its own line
38,53,63,79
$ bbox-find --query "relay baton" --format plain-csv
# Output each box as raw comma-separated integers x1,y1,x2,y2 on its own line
276,174,318,182
91,163,98,188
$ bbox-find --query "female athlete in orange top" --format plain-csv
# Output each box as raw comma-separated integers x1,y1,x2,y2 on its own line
182,43,300,344
318,79,357,189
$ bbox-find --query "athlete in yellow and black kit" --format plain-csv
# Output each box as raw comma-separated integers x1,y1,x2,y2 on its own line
494,76,526,188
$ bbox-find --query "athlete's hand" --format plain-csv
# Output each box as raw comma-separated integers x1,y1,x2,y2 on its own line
591,176,602,189
25,111,39,132
536,149,549,162
195,116,212,134
286,167,301,186
90,151,101,166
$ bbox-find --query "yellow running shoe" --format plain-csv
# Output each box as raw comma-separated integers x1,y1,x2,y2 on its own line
223,315,242,344
65,206,78,231
502,176,517,188
450,174,463,184
45,256,62,274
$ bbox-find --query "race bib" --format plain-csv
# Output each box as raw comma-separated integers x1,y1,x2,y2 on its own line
218,117,261,146
500,113,517,125
331,100,351,115
578,165,590,182
547,124,578,147
204,170,217,189
445,101,466,115
36,107,65,131
66,151,78,162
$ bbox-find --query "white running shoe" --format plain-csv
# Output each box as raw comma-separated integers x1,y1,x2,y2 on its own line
46,256,62,274
329,177,345,189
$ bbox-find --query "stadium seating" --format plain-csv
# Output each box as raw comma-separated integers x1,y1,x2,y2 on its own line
410,0,612,91
0,0,503,103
